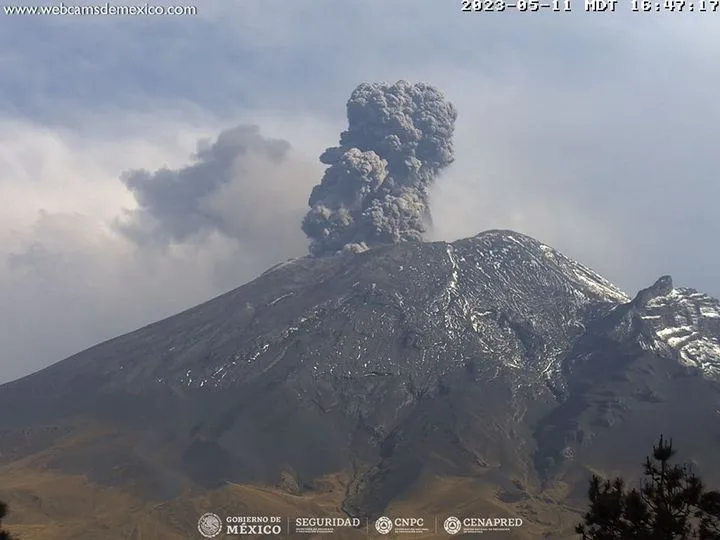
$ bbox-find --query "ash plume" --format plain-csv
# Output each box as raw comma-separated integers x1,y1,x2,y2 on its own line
302,80,457,256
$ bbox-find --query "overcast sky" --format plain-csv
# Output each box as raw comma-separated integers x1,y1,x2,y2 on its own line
1,1,718,382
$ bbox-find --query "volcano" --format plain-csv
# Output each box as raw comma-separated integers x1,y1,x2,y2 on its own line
1,230,719,539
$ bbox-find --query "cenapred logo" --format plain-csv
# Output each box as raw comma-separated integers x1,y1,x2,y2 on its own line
375,516,393,534
443,516,462,535
197,513,223,538
444,515,523,534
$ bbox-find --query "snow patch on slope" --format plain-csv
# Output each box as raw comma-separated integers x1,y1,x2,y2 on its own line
534,240,629,305
639,287,720,379
437,231,632,386
568,263,630,304
446,245,459,293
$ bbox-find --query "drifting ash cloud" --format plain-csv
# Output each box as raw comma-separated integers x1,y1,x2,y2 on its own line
115,123,318,267
302,80,457,256
0,117,324,382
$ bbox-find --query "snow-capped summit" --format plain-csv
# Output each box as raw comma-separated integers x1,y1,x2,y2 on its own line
1,229,718,526
7,230,718,395
632,277,720,378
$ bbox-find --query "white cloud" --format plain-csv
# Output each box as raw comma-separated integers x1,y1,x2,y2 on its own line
0,112,328,381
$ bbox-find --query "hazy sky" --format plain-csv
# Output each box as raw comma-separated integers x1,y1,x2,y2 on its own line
1,1,719,382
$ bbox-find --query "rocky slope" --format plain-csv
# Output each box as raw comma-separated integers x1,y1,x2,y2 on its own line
1,230,719,535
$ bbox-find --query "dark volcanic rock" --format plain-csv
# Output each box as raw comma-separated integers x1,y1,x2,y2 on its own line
1,230,719,518
633,275,674,308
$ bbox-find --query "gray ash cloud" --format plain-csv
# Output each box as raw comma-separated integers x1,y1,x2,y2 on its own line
118,125,290,245
302,80,457,256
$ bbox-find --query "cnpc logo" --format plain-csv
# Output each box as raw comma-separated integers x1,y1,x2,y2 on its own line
374,516,425,534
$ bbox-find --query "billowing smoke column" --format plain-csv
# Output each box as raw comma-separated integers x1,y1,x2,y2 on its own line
302,80,457,256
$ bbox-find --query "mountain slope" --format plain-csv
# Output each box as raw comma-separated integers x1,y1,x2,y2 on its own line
1,229,719,538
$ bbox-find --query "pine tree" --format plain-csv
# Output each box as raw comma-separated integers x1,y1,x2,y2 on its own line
698,490,720,539
0,500,15,540
576,435,720,539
